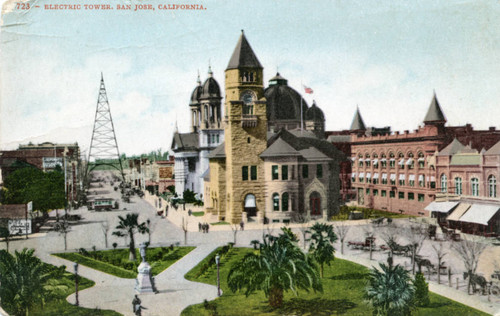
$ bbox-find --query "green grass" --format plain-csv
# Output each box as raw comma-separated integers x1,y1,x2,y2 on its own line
192,211,205,217
182,247,489,316
54,247,195,279
31,264,120,316
210,221,230,225
331,205,415,221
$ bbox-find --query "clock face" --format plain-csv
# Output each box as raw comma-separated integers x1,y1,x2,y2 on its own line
242,92,254,105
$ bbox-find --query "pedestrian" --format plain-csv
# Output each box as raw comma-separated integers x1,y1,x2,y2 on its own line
198,222,202,232
240,220,244,231
206,223,210,233
132,295,141,313
188,209,192,216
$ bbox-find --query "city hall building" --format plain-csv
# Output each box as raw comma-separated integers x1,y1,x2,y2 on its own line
200,31,344,224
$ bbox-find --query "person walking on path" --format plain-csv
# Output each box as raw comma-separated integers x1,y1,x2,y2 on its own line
198,222,202,232
240,220,244,231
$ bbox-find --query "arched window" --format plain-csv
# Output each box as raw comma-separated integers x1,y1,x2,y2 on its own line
455,177,462,195
441,174,447,193
272,193,280,211
282,192,289,211
471,178,479,197
489,175,497,198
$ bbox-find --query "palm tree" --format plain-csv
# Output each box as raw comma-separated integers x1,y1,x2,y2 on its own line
112,213,148,261
364,260,415,316
228,229,322,309
0,248,64,316
308,223,337,277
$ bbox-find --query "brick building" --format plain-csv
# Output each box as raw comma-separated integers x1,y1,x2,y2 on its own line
0,142,81,201
348,94,500,216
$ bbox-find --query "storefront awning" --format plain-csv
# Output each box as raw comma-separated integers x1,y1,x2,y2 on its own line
244,194,256,208
458,204,500,226
424,201,459,213
447,203,471,221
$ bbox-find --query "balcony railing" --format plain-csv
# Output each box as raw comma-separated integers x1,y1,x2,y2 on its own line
241,114,257,128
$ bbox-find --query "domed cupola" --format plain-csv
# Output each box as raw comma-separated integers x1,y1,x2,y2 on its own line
200,66,222,100
190,74,202,105
306,100,325,122
264,72,308,126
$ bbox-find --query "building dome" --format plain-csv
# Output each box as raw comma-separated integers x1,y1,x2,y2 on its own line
200,67,221,99
305,101,325,121
264,73,308,122
190,77,202,105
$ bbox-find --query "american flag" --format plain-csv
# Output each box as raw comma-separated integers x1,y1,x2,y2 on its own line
303,85,313,94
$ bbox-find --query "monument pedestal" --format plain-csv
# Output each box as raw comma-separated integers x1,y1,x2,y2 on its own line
135,261,155,294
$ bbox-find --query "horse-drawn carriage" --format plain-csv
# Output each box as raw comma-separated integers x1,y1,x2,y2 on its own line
348,236,377,250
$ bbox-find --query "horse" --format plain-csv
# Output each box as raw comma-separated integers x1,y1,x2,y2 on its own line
463,271,488,295
415,256,434,274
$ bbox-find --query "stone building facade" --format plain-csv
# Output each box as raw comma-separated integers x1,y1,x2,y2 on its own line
203,31,343,224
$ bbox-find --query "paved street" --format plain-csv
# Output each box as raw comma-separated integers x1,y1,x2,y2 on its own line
2,172,500,315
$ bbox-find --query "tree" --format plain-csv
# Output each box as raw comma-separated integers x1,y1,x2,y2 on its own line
0,227,12,252
54,220,70,250
181,216,188,245
334,222,350,255
112,213,148,261
365,261,415,316
432,242,447,285
413,272,430,307
451,237,487,295
231,223,239,245
0,248,64,316
380,224,400,258
146,219,156,244
291,212,310,249
228,230,322,308
100,221,110,248
403,223,427,274
308,223,337,278
363,225,376,260
182,189,197,203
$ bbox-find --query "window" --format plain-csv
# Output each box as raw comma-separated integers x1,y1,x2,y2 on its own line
409,175,415,187
366,188,370,195
418,194,425,202
382,173,388,185
381,190,387,197
316,164,323,178
272,193,280,211
217,134,220,143
351,174,356,183
282,193,289,211
408,192,414,200
440,174,447,193
373,189,378,196
272,165,279,180
471,178,479,196
389,153,396,168
489,175,497,197
381,154,387,168
390,174,396,185
251,166,257,180
418,175,425,187
399,192,405,199
399,175,405,186
302,165,309,178
390,191,395,198
282,165,288,180
418,152,425,168
242,166,248,181
455,177,462,195
365,157,371,167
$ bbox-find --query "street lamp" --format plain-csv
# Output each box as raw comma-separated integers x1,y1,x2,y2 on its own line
74,262,79,306
215,254,221,297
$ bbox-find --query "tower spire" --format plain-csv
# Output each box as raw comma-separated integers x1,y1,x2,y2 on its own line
424,91,446,124
86,73,125,182
350,105,366,131
226,31,263,70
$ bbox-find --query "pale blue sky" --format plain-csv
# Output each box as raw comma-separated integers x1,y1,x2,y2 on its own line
1,0,500,155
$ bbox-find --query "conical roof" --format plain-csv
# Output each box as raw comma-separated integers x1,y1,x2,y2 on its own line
424,93,446,123
350,107,366,130
438,138,466,156
226,30,262,70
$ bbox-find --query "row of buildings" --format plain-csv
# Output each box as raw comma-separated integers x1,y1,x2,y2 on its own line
172,31,500,234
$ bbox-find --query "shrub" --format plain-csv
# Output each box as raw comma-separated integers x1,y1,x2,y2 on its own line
413,272,430,307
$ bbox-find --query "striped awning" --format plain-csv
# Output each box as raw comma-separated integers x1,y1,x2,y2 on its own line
424,201,459,213
380,158,387,162
399,174,406,180
351,172,357,178
409,174,415,181
372,159,379,164
366,173,372,179
399,158,405,165
390,173,396,180
406,158,414,165
458,204,500,226
447,203,471,221
359,172,365,178
418,175,424,182
382,173,388,179
373,173,379,179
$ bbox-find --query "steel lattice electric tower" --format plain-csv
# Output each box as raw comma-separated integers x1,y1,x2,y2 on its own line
85,73,125,182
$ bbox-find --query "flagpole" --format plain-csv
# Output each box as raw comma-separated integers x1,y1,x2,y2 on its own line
300,81,303,134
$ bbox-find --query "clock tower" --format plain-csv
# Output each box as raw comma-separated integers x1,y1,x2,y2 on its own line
223,30,268,223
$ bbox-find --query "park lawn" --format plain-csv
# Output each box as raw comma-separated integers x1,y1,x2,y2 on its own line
54,246,195,279
192,211,205,217
210,221,230,225
182,247,489,316
31,264,120,316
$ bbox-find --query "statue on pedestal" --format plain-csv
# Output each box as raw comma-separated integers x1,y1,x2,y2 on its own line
135,242,157,294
